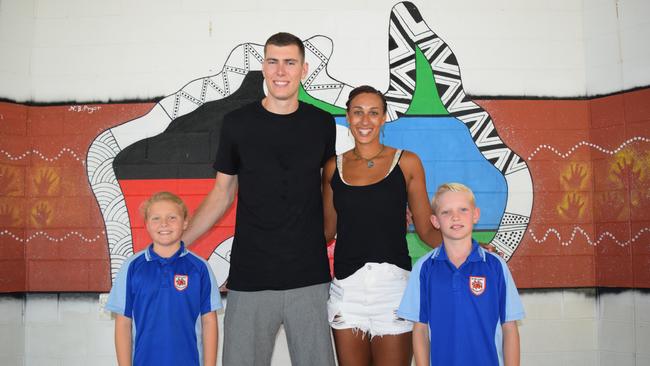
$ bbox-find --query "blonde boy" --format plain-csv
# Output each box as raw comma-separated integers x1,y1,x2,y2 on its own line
398,183,524,366
106,192,222,366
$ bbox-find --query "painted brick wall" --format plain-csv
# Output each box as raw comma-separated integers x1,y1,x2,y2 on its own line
1,87,649,292
0,102,154,292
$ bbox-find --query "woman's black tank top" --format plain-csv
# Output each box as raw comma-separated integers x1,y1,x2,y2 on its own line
330,149,411,280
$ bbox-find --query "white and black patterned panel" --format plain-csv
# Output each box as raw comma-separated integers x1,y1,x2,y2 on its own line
387,1,534,260
86,130,133,279
492,213,530,260
302,37,354,108
159,43,265,121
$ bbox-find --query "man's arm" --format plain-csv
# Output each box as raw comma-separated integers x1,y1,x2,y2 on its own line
183,172,238,246
502,320,520,366
413,322,430,366
115,314,133,366
201,311,218,366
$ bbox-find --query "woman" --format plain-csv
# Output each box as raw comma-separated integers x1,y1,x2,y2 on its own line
322,85,441,366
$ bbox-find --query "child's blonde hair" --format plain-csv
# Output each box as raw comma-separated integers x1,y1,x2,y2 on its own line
431,183,476,213
140,191,188,220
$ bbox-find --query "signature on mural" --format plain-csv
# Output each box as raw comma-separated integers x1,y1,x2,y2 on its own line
68,105,102,114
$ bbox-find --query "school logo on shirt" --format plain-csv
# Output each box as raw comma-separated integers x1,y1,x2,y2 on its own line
174,274,188,291
469,276,486,296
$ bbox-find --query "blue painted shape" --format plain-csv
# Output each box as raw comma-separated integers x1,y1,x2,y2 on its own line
335,116,507,230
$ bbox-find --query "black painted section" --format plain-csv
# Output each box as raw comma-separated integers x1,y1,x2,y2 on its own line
113,71,265,180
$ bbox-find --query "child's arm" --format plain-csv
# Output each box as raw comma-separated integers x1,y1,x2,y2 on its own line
502,320,520,366
413,322,430,366
115,314,133,366
202,311,218,366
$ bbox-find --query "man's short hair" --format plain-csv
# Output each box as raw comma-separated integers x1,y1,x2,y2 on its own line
264,32,305,61
431,182,476,214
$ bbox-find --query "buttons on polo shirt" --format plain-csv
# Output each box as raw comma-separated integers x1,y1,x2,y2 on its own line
161,265,171,288
452,271,461,293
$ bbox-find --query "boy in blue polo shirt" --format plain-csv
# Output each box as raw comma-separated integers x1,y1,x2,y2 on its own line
106,191,222,366
398,183,524,366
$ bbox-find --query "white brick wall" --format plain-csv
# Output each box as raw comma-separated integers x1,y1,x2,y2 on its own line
1,290,649,365
0,295,25,366
1,0,649,101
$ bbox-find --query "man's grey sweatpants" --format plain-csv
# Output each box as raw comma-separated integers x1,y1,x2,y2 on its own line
222,282,335,366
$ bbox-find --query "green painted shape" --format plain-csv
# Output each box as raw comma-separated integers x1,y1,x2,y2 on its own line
404,46,448,116
298,85,347,115
406,233,433,265
407,231,497,265
298,46,448,117
472,231,497,243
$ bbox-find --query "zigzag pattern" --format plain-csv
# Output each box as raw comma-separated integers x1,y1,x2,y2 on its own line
387,2,530,176
160,43,265,120
387,1,534,258
86,130,133,280
303,39,350,108
88,37,351,281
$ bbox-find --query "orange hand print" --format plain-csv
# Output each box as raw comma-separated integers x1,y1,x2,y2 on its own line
561,163,588,190
0,204,20,227
33,168,60,196
31,202,53,227
557,192,586,220
596,191,625,221
0,167,19,196
612,155,643,189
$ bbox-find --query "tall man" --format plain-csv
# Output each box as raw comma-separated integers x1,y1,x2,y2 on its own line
183,32,336,366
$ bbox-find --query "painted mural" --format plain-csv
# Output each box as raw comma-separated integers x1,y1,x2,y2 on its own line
85,2,531,287
0,2,649,292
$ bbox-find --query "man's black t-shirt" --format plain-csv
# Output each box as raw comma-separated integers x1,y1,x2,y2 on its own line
214,101,336,291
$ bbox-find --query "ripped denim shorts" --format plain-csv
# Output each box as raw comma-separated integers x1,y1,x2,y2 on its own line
327,262,413,337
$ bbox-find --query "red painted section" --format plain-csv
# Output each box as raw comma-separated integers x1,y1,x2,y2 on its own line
118,178,236,259
0,88,649,292
0,102,154,292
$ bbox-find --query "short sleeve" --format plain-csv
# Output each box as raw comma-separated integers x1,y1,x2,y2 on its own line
494,254,525,323
199,258,223,314
398,250,436,322
105,254,138,317
213,114,239,175
321,115,336,166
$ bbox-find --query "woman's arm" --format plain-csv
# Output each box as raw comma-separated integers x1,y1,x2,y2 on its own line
401,151,441,248
322,156,338,242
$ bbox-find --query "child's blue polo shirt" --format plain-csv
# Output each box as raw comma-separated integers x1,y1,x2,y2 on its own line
398,240,524,366
106,242,223,366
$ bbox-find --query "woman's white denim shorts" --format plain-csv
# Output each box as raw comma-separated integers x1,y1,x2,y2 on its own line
327,262,413,337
